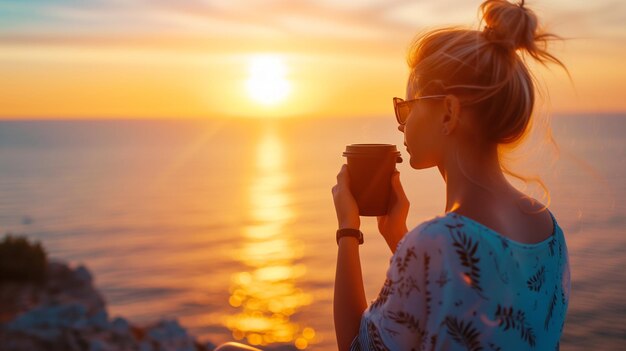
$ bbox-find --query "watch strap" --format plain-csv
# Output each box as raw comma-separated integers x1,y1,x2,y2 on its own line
336,228,364,245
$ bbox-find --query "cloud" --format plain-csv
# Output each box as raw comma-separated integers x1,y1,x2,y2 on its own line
0,0,416,44
0,0,624,52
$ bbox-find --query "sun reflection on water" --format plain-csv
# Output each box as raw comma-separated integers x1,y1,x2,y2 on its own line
225,127,315,349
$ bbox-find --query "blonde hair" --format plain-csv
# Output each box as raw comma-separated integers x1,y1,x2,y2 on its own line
406,0,567,210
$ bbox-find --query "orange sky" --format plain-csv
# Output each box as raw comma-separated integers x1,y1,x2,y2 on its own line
0,0,625,120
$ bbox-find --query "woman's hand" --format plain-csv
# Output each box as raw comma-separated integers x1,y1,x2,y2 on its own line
332,164,360,230
377,171,410,253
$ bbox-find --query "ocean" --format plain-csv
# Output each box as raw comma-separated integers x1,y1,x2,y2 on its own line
0,115,624,350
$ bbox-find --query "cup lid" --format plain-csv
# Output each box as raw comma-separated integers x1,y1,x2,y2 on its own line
342,144,402,161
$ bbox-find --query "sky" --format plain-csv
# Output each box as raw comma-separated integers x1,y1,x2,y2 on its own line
0,0,625,120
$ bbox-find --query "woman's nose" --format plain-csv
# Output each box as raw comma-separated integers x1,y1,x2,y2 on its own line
398,124,405,133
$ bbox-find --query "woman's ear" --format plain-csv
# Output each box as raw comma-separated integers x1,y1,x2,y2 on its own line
441,95,461,135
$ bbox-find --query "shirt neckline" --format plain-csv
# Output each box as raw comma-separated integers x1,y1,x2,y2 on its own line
446,210,557,248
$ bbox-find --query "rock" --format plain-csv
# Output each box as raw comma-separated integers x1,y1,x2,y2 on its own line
111,317,131,336
44,261,106,315
6,303,83,333
202,341,218,351
89,310,109,330
89,339,107,351
0,334,45,351
75,265,93,285
0,260,220,351
144,319,197,351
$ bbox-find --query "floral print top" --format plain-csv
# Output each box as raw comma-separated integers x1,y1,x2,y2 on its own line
350,211,570,351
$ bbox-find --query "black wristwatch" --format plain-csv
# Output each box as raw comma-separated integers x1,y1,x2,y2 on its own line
336,228,364,245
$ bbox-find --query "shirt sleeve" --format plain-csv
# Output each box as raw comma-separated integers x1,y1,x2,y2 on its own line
350,223,457,351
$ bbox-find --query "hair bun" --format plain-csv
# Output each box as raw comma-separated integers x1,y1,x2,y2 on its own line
480,0,537,52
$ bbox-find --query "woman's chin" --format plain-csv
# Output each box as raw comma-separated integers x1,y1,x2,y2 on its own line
409,156,432,170
408,157,423,169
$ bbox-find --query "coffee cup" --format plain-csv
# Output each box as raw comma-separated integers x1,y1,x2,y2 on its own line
342,144,402,216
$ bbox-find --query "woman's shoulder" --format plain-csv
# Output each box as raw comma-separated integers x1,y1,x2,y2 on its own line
400,210,564,252
408,212,464,237
397,213,462,249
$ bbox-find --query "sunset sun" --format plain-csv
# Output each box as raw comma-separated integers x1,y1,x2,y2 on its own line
246,55,291,106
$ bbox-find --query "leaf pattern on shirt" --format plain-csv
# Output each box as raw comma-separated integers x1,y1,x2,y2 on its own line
423,252,432,318
489,251,509,284
548,238,556,256
448,225,487,300
386,310,424,337
382,327,399,337
371,277,394,310
397,274,420,298
443,316,484,351
544,285,558,331
395,245,418,274
435,269,450,288
429,335,438,351
366,319,390,351
488,342,503,351
499,236,509,250
527,266,546,292
422,218,440,232
494,304,536,347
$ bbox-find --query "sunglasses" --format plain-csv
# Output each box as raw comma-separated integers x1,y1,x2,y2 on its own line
393,95,447,125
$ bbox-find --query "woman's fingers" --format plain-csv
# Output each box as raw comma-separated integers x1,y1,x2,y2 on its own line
333,165,352,197
336,164,349,185
332,165,360,229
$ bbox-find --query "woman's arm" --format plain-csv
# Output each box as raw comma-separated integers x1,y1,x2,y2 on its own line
332,165,367,350
334,237,367,351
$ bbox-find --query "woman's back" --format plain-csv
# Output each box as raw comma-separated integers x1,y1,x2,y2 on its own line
351,211,571,351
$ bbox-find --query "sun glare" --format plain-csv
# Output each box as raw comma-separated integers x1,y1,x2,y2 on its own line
246,55,291,106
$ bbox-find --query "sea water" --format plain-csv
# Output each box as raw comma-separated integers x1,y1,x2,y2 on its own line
0,115,624,350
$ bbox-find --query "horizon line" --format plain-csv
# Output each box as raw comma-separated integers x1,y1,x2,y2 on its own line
1,111,625,122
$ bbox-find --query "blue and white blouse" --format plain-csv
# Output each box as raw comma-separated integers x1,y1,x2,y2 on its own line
351,211,570,351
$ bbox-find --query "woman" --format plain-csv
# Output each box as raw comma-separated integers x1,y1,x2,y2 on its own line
332,0,570,350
